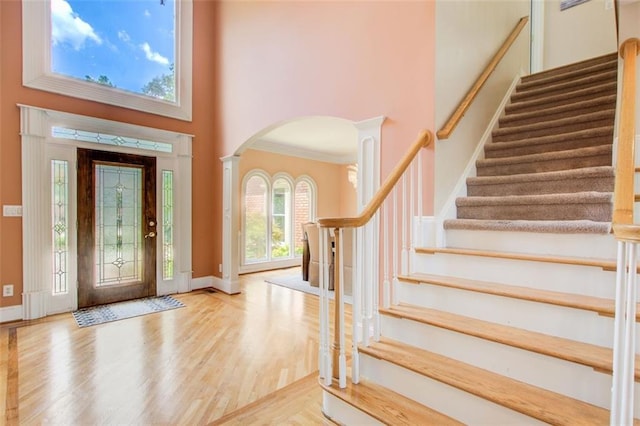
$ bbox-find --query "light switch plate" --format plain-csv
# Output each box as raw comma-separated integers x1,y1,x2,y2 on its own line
3,205,23,217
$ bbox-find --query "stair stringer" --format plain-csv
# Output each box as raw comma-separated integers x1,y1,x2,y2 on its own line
435,72,523,247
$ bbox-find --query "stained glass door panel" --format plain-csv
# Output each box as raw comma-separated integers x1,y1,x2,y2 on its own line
77,149,156,308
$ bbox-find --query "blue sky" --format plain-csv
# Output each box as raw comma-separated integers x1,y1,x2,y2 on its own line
51,0,175,94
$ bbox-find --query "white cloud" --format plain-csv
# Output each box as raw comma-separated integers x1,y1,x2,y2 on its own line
144,9,151,18
117,30,130,43
140,42,169,65
51,0,102,50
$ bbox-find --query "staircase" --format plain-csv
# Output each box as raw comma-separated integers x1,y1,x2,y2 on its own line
445,52,618,234
320,53,640,424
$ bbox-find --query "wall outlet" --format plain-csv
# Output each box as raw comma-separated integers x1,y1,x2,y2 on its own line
2,284,14,297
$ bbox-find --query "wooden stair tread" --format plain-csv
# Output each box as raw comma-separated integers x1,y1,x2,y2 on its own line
380,303,640,380
320,378,463,426
361,337,636,426
416,246,618,271
396,272,640,319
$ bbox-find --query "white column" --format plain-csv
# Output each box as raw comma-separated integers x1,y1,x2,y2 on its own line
20,106,50,319
220,155,240,294
176,135,193,293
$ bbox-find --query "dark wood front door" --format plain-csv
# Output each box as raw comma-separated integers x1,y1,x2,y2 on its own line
77,149,157,308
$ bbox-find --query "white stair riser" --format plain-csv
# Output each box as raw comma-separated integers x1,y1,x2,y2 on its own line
411,253,616,299
322,391,383,425
381,315,640,412
360,353,547,425
443,229,618,258
396,281,624,347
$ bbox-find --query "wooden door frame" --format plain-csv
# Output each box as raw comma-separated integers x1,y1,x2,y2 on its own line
77,148,157,308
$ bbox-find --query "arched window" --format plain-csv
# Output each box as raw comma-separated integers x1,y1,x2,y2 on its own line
242,171,316,268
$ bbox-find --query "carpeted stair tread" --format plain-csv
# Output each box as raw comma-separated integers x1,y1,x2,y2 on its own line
443,218,611,234
320,378,463,425
467,166,614,197
456,192,612,222
518,59,618,90
359,337,621,426
492,109,615,143
484,126,613,158
520,52,618,84
456,191,612,207
476,145,612,176
504,81,617,114
511,70,618,102
380,302,640,379
454,52,616,231
498,94,616,128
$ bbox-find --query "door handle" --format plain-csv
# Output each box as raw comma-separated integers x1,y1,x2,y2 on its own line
144,231,156,239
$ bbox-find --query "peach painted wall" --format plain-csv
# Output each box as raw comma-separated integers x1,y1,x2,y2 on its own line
339,165,357,217
239,149,356,220
0,0,220,308
218,1,436,207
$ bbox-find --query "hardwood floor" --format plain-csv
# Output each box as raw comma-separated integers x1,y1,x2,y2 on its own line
1,268,349,425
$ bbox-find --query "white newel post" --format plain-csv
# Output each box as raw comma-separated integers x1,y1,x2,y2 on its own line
353,116,385,344
220,155,240,294
20,106,50,319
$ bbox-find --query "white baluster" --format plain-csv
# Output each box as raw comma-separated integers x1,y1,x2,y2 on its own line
382,201,390,309
401,175,408,275
611,240,627,425
352,225,360,384
622,243,637,424
337,228,347,388
392,187,399,306
417,150,423,248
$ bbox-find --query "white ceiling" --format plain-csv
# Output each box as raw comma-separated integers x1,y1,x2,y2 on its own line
250,117,358,164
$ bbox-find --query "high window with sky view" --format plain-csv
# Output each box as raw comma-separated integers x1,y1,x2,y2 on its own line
51,0,176,101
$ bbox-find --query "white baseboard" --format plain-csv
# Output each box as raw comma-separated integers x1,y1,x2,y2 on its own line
192,275,240,295
0,305,23,323
191,275,214,290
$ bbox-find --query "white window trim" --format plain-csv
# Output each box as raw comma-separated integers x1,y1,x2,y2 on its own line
239,170,317,273
22,0,193,121
19,104,193,319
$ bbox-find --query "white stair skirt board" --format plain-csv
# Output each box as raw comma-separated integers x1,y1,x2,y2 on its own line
380,314,633,410
395,281,621,347
443,228,618,259
322,391,384,426
411,252,617,299
359,353,546,425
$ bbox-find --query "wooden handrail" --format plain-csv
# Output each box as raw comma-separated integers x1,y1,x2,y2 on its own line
437,16,529,140
318,129,432,229
612,38,640,238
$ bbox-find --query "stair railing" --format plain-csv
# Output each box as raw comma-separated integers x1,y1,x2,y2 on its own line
317,130,432,388
611,37,640,426
437,16,529,140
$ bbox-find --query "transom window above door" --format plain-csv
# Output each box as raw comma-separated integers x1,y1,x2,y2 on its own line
22,0,193,121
